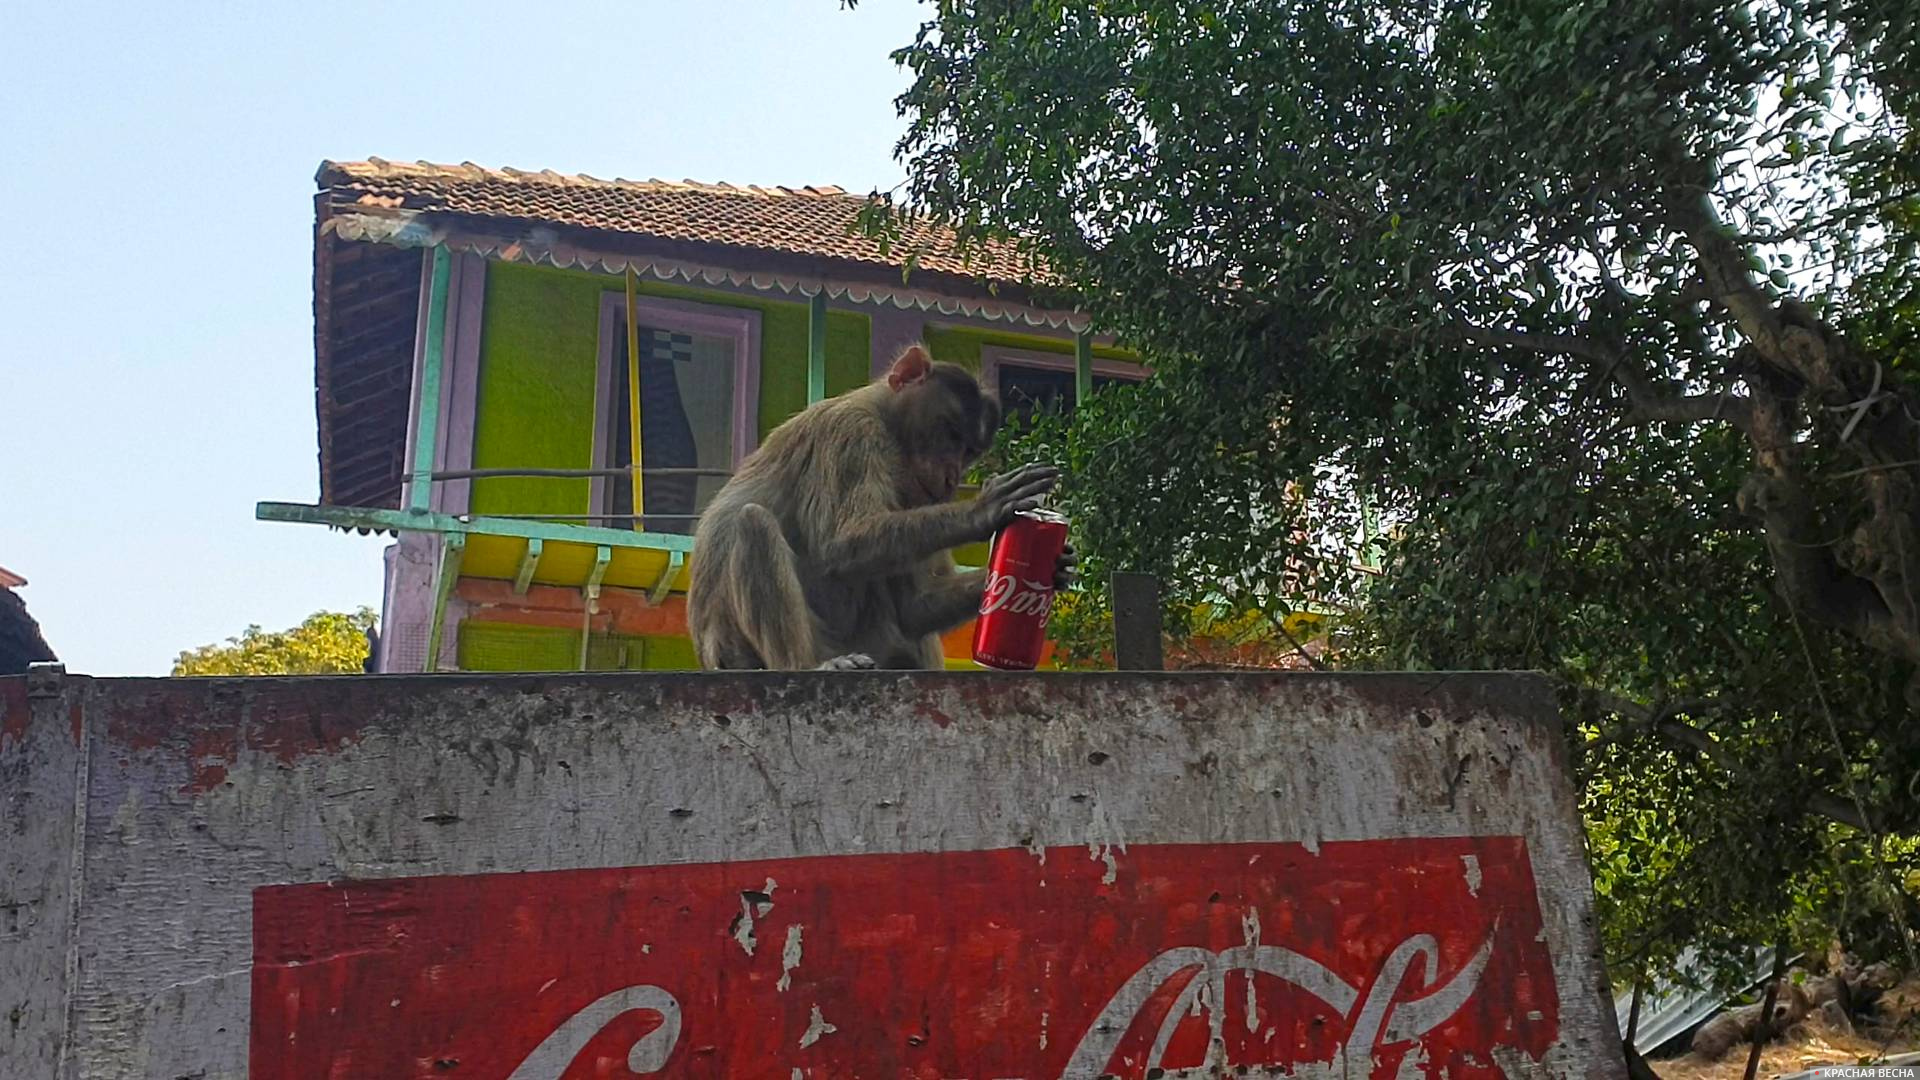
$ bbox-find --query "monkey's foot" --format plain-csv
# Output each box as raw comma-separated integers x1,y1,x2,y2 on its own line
818,653,876,671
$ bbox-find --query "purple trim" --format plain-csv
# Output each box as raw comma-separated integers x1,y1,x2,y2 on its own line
434,254,486,515
869,307,927,379
389,256,444,673
377,533,437,674
590,292,763,518
383,253,488,671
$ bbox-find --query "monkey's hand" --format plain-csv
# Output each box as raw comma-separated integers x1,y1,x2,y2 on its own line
1053,543,1078,591
971,464,1060,536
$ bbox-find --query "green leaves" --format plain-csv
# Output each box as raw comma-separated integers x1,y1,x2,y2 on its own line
884,0,1920,978
172,608,375,676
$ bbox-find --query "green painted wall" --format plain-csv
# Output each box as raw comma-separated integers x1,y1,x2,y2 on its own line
471,264,602,516
470,261,871,516
923,324,1136,372
457,620,698,671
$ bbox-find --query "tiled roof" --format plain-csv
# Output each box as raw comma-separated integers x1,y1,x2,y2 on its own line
317,159,1053,286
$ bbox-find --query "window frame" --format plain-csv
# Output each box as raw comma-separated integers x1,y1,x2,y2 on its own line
978,344,1151,416
591,292,762,524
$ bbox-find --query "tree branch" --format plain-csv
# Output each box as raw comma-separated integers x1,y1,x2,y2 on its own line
1580,689,1871,831
1456,324,1616,367
1670,191,1847,395
1452,324,1753,431
1736,188,1920,245
1626,393,1754,429
1737,387,1904,656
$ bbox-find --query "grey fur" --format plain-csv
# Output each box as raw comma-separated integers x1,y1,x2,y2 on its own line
689,344,1061,670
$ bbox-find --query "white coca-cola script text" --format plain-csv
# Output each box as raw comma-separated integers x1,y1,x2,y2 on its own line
505,930,1492,1078
978,571,1055,619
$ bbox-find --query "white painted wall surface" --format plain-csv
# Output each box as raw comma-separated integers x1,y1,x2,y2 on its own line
1,669,1624,1080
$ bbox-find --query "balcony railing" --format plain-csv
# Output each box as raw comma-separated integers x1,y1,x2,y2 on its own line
256,465,993,673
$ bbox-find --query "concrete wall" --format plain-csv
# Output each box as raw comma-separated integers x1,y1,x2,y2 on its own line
1,668,1623,1080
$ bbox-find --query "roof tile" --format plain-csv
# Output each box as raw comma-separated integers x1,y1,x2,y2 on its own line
318,159,1051,285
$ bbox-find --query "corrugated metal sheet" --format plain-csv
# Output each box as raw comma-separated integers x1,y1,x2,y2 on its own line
1613,946,1788,1054
312,226,422,510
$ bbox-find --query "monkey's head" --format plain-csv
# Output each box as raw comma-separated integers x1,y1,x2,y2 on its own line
882,345,1002,506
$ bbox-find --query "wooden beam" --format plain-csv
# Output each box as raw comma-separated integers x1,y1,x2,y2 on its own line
429,467,732,481
625,267,645,529
424,532,465,673
513,537,543,595
651,549,684,606
1111,572,1165,671
808,291,829,404
580,545,612,670
409,246,452,512
256,502,698,553
1074,328,1094,406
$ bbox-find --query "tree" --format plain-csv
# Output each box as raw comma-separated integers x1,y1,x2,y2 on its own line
172,608,376,676
874,0,1920,975
0,587,57,676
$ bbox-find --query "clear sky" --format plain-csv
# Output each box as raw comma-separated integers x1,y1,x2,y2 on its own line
0,1,927,675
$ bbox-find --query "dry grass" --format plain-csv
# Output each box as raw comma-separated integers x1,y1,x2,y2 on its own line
1655,1025,1912,1080
1653,976,1920,1080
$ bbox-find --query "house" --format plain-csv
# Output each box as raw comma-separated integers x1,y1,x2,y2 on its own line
258,160,1151,673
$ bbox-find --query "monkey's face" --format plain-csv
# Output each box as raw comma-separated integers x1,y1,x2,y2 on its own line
894,365,1002,506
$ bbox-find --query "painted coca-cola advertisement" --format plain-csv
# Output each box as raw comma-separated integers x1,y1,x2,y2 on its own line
250,836,1561,1079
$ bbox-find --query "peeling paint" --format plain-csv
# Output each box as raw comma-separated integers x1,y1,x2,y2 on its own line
1087,801,1128,887
0,678,28,748
1462,854,1484,896
777,924,802,992
1243,909,1263,1033
731,896,758,956
798,1004,836,1048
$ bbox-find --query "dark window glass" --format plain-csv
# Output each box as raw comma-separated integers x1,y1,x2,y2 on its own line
607,322,736,534
998,363,1135,428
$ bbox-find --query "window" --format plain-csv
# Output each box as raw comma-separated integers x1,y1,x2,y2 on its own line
593,295,760,534
979,346,1150,428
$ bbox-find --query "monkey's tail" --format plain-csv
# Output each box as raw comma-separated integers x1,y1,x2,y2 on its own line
722,503,822,670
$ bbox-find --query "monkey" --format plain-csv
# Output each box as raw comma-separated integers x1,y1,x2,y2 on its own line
687,343,1076,671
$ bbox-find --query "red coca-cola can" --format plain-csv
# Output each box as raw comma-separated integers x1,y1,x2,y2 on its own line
972,507,1070,670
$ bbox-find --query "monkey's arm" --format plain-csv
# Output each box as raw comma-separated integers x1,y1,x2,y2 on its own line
819,464,1059,580
819,502,985,580
899,569,988,638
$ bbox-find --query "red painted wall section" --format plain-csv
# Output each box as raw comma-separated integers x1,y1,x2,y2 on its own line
251,837,1558,1079
0,677,28,747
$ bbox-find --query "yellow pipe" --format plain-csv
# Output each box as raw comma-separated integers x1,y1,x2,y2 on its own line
625,267,644,530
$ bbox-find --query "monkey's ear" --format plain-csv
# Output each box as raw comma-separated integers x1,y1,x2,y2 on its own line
887,345,932,391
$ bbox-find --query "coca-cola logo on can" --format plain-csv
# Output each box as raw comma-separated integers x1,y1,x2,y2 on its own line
978,571,1055,618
